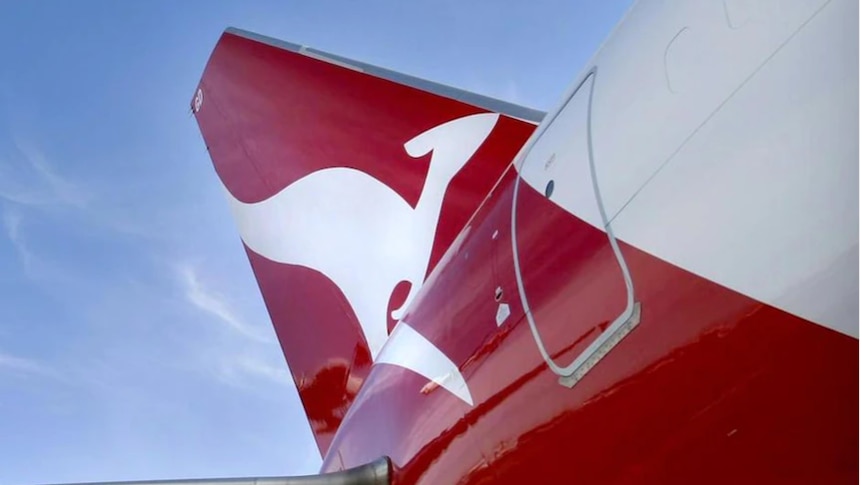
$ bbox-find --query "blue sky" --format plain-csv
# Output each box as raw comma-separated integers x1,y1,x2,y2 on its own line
0,1,631,483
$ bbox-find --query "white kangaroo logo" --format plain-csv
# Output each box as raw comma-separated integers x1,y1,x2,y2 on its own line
221,113,498,405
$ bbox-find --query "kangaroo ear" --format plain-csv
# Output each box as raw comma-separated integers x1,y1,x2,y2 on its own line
403,113,500,159
386,280,412,335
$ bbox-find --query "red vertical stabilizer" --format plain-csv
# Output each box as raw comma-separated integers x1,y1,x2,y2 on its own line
192,27,541,456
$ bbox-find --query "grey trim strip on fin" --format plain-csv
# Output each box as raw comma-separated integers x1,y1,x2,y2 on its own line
224,27,546,124
40,456,390,485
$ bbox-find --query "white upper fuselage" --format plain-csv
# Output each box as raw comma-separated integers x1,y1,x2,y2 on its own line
516,0,858,338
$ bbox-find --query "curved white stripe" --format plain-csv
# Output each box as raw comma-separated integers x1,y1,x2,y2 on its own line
376,322,473,406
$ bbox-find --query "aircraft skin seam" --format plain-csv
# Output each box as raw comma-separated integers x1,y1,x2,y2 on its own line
604,0,835,227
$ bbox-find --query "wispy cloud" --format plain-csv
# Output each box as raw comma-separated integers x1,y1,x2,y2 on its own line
0,137,90,209
0,351,58,379
178,263,272,343
0,135,158,241
234,354,290,383
1,209,34,272
216,353,291,389
174,262,293,393
1,207,85,286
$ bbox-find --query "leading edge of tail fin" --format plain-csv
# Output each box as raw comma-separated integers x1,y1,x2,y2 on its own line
192,27,541,457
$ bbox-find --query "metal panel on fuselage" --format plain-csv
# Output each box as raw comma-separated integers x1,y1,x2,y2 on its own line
605,0,858,338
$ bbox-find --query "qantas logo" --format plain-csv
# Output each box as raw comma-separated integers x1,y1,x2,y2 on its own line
221,113,501,406
192,88,204,114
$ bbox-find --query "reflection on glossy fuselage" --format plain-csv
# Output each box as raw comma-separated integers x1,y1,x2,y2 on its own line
323,167,856,484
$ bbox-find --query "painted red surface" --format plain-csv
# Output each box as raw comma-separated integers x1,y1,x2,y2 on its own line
195,29,857,484
322,167,858,484
194,31,537,455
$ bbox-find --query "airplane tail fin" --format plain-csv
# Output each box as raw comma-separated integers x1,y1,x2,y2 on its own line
191,27,541,457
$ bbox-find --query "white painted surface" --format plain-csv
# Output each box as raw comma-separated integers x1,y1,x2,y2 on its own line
606,0,858,336
516,0,857,337
588,0,832,222
376,322,473,406
495,303,511,327
513,74,604,230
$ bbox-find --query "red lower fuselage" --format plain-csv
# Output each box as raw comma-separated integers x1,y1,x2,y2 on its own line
320,165,857,484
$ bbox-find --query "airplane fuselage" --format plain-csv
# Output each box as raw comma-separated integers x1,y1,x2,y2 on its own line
318,0,858,482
